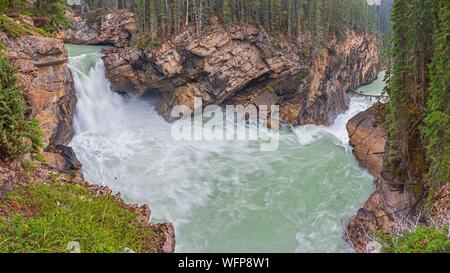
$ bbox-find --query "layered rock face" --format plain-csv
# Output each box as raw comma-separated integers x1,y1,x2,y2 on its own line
102,22,300,120
294,31,379,125
102,22,379,125
64,10,135,47
345,104,419,253
0,32,76,146
347,105,387,177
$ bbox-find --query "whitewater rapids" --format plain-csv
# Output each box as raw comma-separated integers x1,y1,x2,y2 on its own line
67,45,385,253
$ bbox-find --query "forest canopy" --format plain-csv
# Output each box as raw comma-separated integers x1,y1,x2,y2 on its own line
80,0,392,46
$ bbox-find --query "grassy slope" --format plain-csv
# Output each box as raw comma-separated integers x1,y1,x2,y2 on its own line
0,180,158,253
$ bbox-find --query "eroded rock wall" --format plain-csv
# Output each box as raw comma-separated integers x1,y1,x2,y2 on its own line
345,104,422,253
0,32,76,146
102,22,379,125
347,105,387,177
295,31,379,125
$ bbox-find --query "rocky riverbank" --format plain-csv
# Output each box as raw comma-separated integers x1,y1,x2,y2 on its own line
345,103,449,253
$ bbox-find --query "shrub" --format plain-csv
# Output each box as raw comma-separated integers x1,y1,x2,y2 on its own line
0,47,43,161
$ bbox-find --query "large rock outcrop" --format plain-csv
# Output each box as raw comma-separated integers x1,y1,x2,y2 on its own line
102,22,301,120
345,104,420,253
64,10,135,47
0,32,76,146
347,104,387,177
294,31,379,125
102,22,379,125
231,30,379,125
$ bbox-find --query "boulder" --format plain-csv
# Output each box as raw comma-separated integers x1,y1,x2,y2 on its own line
43,145,83,179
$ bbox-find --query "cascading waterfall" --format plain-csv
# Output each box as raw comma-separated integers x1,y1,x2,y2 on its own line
67,44,386,253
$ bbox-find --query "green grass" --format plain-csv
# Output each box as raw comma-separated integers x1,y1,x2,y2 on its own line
378,225,450,253
0,182,156,253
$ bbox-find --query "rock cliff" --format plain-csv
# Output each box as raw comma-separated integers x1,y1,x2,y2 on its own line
347,104,387,177
0,32,76,146
344,103,448,253
101,20,379,125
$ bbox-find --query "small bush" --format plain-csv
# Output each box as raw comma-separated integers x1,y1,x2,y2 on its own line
0,48,43,161
378,225,450,253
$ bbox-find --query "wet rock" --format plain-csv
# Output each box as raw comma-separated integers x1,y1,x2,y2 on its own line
64,10,135,47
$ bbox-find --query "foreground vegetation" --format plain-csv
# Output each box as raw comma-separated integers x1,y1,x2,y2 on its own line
0,181,157,253
0,43,43,161
379,225,450,253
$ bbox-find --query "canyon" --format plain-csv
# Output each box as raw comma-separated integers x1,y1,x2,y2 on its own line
62,9,383,252
99,18,379,126
2,5,434,253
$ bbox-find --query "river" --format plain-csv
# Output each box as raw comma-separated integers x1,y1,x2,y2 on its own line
66,44,386,253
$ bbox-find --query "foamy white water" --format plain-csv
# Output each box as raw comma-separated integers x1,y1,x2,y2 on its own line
67,44,385,253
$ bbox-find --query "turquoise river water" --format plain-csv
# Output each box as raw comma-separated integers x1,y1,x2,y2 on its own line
66,44,386,253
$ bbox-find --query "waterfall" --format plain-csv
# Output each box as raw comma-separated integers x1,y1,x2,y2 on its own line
68,45,384,253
